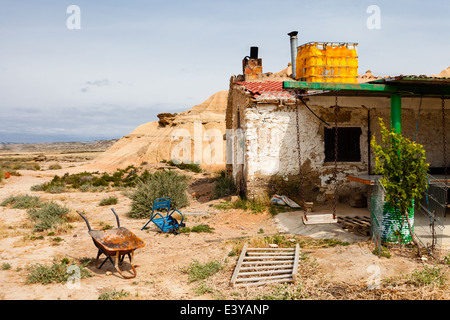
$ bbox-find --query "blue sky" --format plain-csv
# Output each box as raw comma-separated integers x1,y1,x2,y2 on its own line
0,0,449,143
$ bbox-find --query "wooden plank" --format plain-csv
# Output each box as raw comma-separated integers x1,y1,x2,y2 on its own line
247,248,295,252
292,243,300,282
242,260,295,265
339,216,369,228
230,244,248,287
283,81,393,92
347,175,376,185
235,277,294,287
238,269,293,277
246,251,295,256
243,256,295,260
303,214,338,225
338,216,371,228
235,274,294,283
240,265,294,271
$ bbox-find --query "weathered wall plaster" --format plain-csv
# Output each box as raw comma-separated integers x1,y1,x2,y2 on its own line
227,86,449,205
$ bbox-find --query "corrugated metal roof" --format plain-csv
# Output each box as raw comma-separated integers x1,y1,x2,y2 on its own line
369,75,450,85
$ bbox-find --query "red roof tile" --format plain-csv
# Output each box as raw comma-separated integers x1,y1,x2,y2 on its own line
234,81,295,101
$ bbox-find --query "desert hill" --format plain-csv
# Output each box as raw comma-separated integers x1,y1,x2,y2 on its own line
431,66,450,78
84,90,229,172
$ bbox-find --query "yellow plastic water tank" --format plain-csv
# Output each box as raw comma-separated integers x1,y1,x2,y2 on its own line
295,42,357,82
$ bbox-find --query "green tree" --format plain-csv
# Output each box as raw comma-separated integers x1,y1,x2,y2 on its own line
371,118,429,254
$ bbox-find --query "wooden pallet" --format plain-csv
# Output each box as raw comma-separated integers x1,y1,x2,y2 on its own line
337,216,371,235
230,244,300,287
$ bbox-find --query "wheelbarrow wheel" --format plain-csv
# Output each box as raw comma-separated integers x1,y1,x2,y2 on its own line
95,250,138,279
113,251,138,279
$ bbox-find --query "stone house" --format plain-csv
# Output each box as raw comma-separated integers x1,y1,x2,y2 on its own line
225,66,449,207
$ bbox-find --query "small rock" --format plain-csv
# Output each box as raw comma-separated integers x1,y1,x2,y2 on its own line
269,244,278,248
106,271,112,276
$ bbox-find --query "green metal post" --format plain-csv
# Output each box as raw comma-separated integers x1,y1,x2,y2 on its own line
390,94,402,133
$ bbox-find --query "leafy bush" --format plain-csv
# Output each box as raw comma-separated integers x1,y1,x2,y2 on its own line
1,263,11,270
178,224,214,234
30,166,151,193
98,289,130,300
128,170,189,219
210,170,236,199
186,259,224,282
30,183,46,192
48,164,62,170
0,158,40,171
371,118,429,250
166,160,202,173
26,258,92,285
406,266,446,287
215,197,269,214
27,202,70,231
99,196,118,206
1,194,43,209
46,185,66,194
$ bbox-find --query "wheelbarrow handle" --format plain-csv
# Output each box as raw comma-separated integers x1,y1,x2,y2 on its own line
110,208,121,228
76,210,92,231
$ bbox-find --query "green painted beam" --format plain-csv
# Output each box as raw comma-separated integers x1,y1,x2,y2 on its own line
390,94,402,133
283,81,394,92
283,81,450,96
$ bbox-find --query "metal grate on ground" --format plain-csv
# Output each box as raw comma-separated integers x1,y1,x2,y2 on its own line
230,244,300,287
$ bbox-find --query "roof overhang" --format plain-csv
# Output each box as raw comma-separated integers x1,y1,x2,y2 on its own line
283,76,450,98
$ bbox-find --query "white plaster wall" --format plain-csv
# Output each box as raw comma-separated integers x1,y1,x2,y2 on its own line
241,95,449,201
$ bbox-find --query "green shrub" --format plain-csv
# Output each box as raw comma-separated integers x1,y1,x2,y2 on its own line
166,160,202,173
48,164,62,170
406,266,446,287
99,196,118,206
186,259,224,282
215,197,268,214
27,202,70,231
128,171,189,219
1,194,43,209
179,224,214,234
210,171,237,199
98,289,130,300
30,183,45,192
30,166,149,193
26,258,92,285
46,185,66,194
1,263,11,270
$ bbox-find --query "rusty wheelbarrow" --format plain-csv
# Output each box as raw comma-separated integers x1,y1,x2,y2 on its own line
77,208,145,279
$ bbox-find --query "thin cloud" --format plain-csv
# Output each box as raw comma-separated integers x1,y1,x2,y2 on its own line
81,79,114,93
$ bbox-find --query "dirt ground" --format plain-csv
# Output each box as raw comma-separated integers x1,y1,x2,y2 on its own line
0,154,447,300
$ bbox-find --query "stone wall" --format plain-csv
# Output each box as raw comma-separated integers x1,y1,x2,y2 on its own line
227,91,449,205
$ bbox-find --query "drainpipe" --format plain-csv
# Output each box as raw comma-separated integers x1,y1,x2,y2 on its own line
288,31,299,79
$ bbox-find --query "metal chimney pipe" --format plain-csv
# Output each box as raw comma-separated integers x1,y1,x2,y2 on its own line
250,46,259,60
288,31,298,79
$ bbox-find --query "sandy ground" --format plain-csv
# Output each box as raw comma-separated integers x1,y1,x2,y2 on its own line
0,159,441,300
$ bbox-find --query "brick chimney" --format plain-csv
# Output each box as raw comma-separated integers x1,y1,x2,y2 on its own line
242,47,262,81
